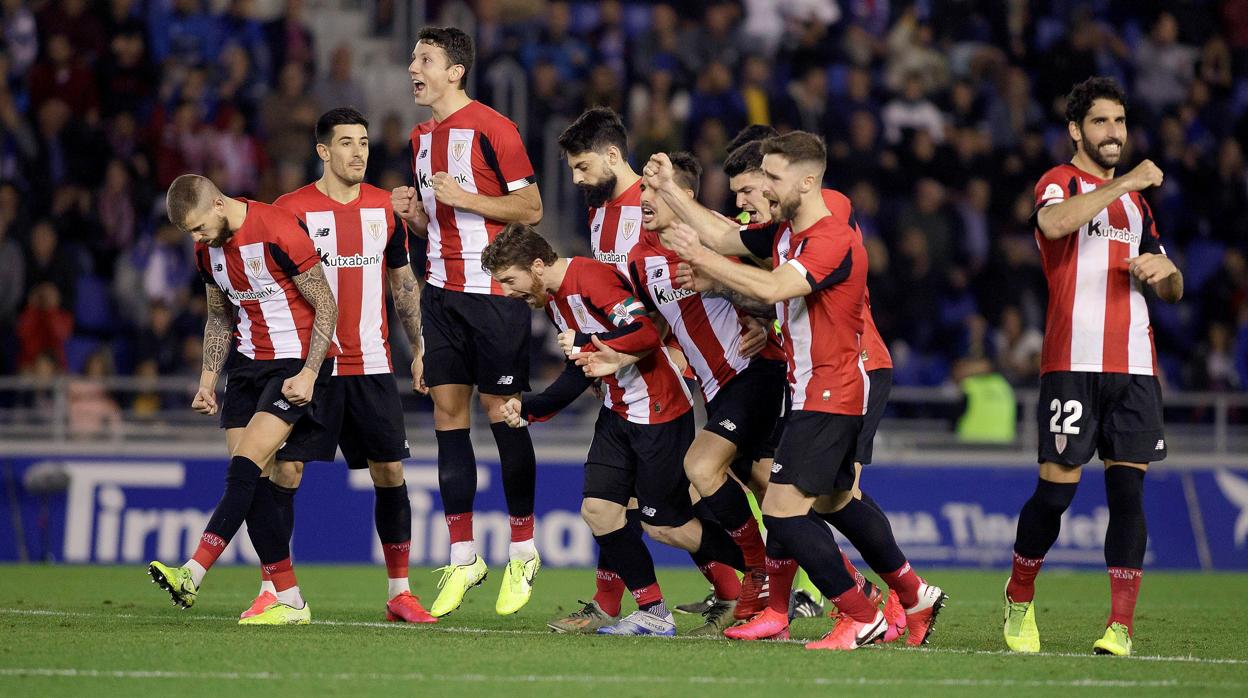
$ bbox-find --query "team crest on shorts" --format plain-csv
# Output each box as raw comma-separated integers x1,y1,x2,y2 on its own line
1055,434,1068,454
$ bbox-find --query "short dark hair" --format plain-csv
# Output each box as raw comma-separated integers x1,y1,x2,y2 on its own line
760,131,827,169
725,124,779,157
667,151,702,197
416,26,474,90
166,174,218,228
1065,76,1127,126
481,223,558,274
315,107,369,145
558,107,629,156
724,141,765,177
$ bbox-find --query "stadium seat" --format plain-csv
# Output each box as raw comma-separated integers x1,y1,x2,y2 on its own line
73,276,115,336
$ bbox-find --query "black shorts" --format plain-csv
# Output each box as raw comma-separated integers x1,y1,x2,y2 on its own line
770,410,862,495
277,373,411,467
420,283,531,394
1037,371,1167,466
219,355,337,430
583,407,695,528
705,359,786,460
855,368,892,465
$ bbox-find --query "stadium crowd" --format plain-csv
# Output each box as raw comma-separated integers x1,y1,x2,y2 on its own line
1,0,1246,418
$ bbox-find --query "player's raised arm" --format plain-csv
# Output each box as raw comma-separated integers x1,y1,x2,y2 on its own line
284,264,338,406
1035,160,1162,240
391,185,430,236
669,222,810,306
193,283,232,415
644,153,749,256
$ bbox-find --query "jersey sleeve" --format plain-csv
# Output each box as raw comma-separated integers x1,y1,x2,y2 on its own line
740,221,779,259
194,246,216,285
480,119,536,193
267,213,320,278
385,212,409,268
628,258,659,313
575,267,661,354
1034,166,1077,211
520,358,594,422
1136,195,1165,255
786,226,854,293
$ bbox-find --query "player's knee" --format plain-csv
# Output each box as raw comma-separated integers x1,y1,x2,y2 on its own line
581,498,625,534
683,456,726,494
369,461,405,488
1104,465,1145,512
271,460,303,489
479,393,517,423
1031,477,1078,514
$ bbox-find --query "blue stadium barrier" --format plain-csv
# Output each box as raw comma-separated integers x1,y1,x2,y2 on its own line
2,455,1245,571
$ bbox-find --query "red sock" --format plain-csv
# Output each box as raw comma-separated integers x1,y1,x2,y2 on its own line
727,518,767,570
631,582,663,608
445,513,473,544
1007,552,1044,603
698,561,741,601
594,569,625,617
263,557,298,592
841,551,866,591
766,556,797,615
383,541,410,580
1107,567,1142,634
880,561,922,609
830,586,879,623
260,566,271,583
191,532,227,571
509,514,534,543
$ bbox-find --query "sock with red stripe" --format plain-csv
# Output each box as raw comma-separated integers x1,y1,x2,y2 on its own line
1009,478,1077,602
694,518,747,572
880,563,922,609
763,522,797,615
841,551,866,591
594,563,626,617
270,480,297,541
1105,466,1146,633
703,480,767,569
594,526,660,612
375,482,412,599
763,513,861,614
264,557,304,608
437,428,477,565
692,557,741,601
819,500,916,604
491,421,536,530
188,456,263,582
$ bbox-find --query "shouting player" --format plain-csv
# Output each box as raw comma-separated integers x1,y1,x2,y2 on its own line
237,107,434,624
147,174,339,625
1003,77,1182,657
392,26,544,617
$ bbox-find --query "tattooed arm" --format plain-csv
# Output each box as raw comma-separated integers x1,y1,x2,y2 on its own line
282,264,339,406
191,284,232,416
387,264,428,394
706,287,778,319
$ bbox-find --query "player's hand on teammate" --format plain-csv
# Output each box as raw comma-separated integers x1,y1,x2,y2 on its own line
1122,159,1164,192
557,329,580,359
430,172,469,208
500,397,527,428
738,316,768,358
191,385,218,416
1126,253,1179,286
674,261,715,292
282,368,317,407
411,353,428,395
572,335,624,377
642,153,676,191
391,186,424,225
668,222,708,264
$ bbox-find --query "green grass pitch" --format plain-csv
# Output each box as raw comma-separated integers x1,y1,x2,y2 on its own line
0,565,1245,695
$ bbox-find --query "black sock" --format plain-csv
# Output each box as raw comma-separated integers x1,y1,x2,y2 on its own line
1104,467,1147,568
702,480,754,532
859,491,886,517
763,513,857,599
269,480,297,544
593,526,658,596
244,475,290,565
1014,479,1078,559
691,498,718,525
374,482,411,545
820,499,906,574
694,519,746,572
436,429,477,515
203,456,262,543
625,506,643,536
491,422,537,518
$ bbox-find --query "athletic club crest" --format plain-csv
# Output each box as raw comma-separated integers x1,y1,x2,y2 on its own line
622,220,638,240
245,257,263,276
574,304,589,326
368,220,383,241
452,141,467,162
1055,434,1067,454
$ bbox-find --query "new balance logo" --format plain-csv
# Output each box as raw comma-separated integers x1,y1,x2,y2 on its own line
419,149,428,158
652,267,664,279
718,419,737,432
313,227,330,237
214,263,223,272
273,399,291,411
770,462,783,473
641,506,657,517
497,375,514,385
1155,440,1165,450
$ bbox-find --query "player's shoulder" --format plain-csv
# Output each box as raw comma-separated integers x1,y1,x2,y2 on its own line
248,199,306,235
409,119,437,139
272,183,316,210
1037,163,1081,188
466,100,520,133
820,187,852,216
574,256,628,289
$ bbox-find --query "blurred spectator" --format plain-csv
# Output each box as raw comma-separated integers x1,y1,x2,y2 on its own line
133,301,181,376
39,0,107,61
16,282,73,370
260,62,320,170
0,82,38,182
686,61,745,143
587,0,628,84
881,73,946,145
679,1,742,75
520,1,589,83
367,113,412,186
264,0,316,76
0,208,22,373
2,0,38,79
993,305,1044,387
28,33,100,119
25,220,76,307
221,0,273,87
631,4,681,85
884,9,949,95
210,107,265,196
773,64,832,137
140,223,194,310
1196,323,1241,391
95,159,139,272
154,100,210,189
68,346,122,438
627,64,689,136
215,44,266,123
130,358,163,418
1134,12,1199,118
99,26,156,118
147,0,224,66
316,44,367,114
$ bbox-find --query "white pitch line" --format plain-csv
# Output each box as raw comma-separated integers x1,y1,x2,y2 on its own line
0,667,1242,690
3,608,1247,668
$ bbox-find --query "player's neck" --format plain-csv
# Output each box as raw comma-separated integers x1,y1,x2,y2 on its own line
612,167,640,199
655,225,677,250
315,175,361,204
1071,151,1114,180
224,196,249,232
791,194,832,233
543,258,569,295
431,89,473,122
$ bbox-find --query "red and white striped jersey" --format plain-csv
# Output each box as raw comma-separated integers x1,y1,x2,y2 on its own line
628,236,785,402
743,214,869,415
273,183,408,376
822,188,892,371
1034,163,1164,375
410,100,536,295
589,178,644,275
547,258,692,424
194,200,336,362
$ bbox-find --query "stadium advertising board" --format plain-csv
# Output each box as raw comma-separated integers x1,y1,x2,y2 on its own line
2,456,1246,570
